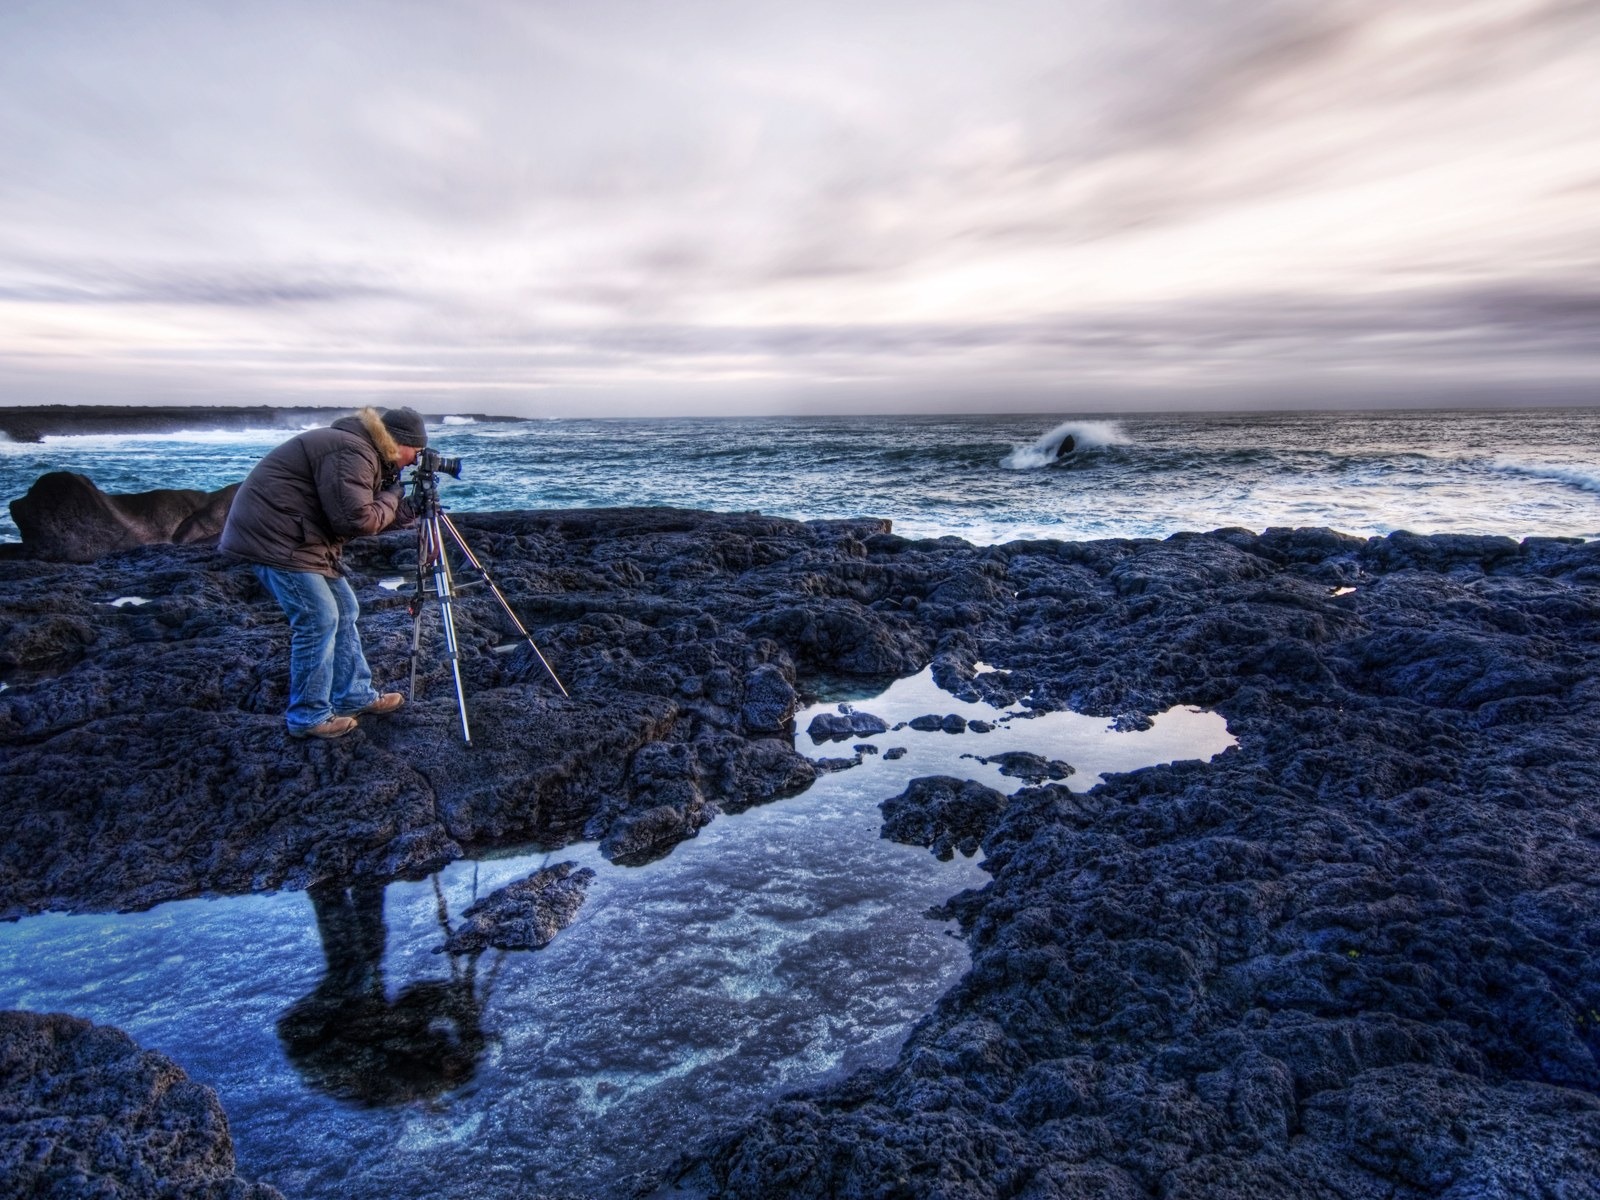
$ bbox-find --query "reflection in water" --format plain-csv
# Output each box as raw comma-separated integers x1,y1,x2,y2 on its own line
0,664,1236,1198
279,880,488,1106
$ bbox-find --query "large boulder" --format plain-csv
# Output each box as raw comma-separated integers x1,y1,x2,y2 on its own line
10,471,240,562
0,1010,281,1198
879,774,1008,861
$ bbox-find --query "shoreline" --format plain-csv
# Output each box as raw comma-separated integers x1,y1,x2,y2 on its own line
2,509,1598,1195
0,404,522,443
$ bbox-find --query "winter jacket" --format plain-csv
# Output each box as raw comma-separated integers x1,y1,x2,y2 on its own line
220,408,415,576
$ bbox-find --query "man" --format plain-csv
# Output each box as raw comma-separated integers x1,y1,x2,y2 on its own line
221,407,428,739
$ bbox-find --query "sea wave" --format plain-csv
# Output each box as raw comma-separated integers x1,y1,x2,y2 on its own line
0,426,321,453
440,416,477,426
1490,457,1600,495
1000,420,1128,470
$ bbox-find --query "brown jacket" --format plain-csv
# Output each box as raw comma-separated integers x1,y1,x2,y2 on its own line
220,408,414,576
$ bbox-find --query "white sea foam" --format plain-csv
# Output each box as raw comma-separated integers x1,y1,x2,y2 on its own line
6,426,320,452
440,416,477,426
1490,457,1600,495
1000,419,1128,470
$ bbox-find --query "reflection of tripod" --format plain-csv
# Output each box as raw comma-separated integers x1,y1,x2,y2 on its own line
408,457,567,746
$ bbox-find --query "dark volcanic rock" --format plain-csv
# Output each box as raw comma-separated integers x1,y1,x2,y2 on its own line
7,501,1600,1196
738,662,797,733
964,749,1075,783
0,508,863,914
880,775,1008,861
10,471,241,562
814,754,862,773
905,711,968,734
745,597,926,675
437,862,596,954
673,527,1600,1198
805,709,889,742
0,1010,281,1198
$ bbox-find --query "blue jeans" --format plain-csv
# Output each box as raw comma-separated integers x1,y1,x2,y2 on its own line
253,566,381,732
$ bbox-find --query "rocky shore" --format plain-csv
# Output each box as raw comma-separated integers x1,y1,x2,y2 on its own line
3,508,1599,1196
0,1011,281,1198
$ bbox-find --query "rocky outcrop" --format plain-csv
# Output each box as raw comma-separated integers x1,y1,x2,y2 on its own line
0,405,348,444
9,471,240,562
437,862,596,954
962,749,1075,783
4,509,1600,1196
0,1010,280,1199
673,527,1600,1198
0,508,871,916
879,775,1008,861
806,710,890,742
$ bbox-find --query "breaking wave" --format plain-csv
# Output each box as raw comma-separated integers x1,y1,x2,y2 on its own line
7,426,322,451
1491,458,1600,495
1000,420,1128,470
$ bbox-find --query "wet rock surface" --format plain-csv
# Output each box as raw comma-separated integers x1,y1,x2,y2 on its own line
0,1010,281,1199
436,861,597,954
672,525,1600,1197
806,710,889,741
880,775,1008,862
4,511,1600,1195
962,749,1075,783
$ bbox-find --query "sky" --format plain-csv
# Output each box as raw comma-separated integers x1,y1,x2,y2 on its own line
0,0,1597,417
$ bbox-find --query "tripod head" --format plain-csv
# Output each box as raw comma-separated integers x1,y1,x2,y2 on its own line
407,448,463,515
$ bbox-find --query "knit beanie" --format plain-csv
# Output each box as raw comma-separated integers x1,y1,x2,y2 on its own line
381,407,428,448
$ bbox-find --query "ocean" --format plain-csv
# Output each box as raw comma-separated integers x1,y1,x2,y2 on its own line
3,406,1598,546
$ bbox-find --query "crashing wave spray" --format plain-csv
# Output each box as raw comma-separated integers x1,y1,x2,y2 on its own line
1001,420,1128,470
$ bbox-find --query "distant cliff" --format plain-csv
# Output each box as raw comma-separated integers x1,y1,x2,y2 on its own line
0,404,515,443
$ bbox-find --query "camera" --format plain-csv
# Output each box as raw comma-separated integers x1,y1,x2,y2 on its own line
416,448,463,480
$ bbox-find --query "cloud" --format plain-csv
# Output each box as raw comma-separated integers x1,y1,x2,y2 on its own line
0,262,390,308
0,0,1596,411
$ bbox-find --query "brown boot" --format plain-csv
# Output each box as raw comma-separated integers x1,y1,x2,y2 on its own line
291,715,359,739
347,692,404,716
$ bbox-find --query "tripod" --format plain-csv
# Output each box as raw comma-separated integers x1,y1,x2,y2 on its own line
407,460,568,746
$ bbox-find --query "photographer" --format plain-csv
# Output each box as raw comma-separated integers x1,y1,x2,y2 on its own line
222,407,428,739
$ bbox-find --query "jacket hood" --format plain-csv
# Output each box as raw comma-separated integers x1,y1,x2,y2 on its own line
336,407,404,467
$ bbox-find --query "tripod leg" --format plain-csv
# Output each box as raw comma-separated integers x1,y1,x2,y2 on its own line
432,531,473,745
439,512,570,698
410,509,446,704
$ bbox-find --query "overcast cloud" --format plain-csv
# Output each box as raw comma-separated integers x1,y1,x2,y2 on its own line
0,0,1596,415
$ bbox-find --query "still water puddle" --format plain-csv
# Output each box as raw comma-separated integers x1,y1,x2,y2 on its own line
0,667,1233,1198
795,664,1235,795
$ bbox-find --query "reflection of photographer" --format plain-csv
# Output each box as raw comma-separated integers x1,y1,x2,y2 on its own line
278,880,487,1106
220,407,430,740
